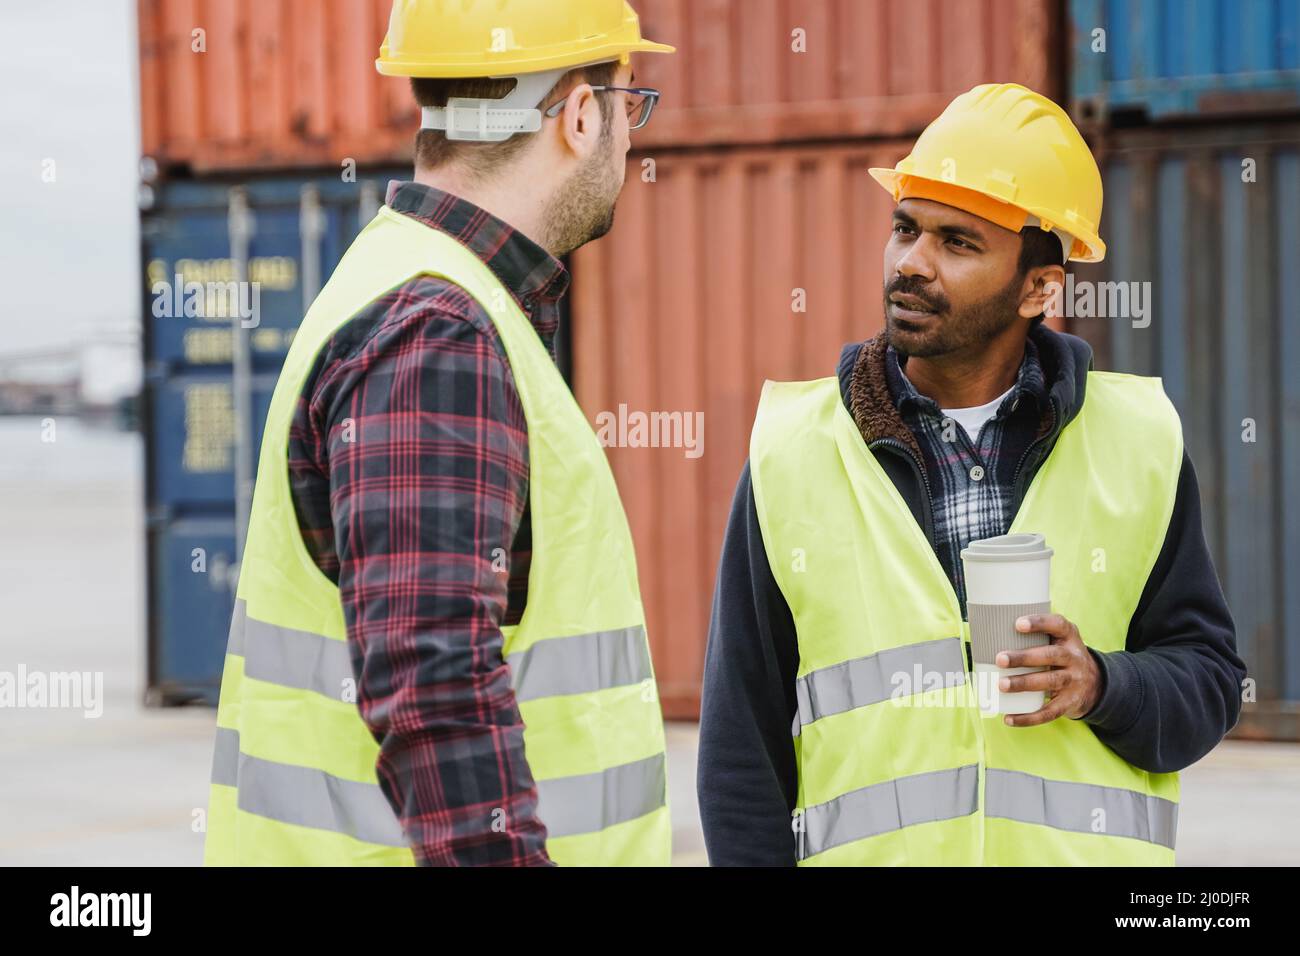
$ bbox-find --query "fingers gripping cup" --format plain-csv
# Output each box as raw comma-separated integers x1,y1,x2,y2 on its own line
960,533,1054,717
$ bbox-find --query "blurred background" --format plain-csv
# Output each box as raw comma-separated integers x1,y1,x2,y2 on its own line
1,0,1298,865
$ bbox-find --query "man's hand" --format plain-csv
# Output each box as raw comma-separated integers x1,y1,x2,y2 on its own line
995,613,1102,727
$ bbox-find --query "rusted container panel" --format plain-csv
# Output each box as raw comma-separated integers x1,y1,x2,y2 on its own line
139,0,414,173
139,0,1060,172
571,141,1069,718
633,0,1061,149
1071,122,1300,741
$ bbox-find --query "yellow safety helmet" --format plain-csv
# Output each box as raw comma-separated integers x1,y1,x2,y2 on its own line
376,0,675,78
869,83,1105,263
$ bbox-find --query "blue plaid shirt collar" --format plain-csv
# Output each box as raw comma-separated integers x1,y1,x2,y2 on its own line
884,334,1051,422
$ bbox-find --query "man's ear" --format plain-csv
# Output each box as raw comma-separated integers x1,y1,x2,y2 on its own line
557,82,601,159
1020,263,1066,320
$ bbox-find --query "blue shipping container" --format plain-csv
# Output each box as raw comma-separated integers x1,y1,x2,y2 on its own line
142,170,402,704
1071,0,1300,121
141,176,387,371
148,516,239,703
149,371,277,508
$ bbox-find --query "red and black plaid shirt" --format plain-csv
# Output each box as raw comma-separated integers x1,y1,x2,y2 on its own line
287,181,569,865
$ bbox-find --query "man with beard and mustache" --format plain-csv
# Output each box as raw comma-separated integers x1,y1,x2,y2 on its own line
205,1,675,866
697,83,1244,866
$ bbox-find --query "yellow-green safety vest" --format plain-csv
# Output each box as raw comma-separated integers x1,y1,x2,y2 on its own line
204,204,671,866
749,370,1183,865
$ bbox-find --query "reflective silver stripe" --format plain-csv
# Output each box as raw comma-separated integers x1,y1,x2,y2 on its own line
985,768,1178,849
210,724,240,787
536,752,667,839
507,627,652,702
227,599,354,702
794,637,966,736
212,726,666,846
230,599,647,706
799,764,979,860
209,727,407,847
226,599,247,656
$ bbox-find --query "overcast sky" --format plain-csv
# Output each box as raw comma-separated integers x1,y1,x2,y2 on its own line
0,0,140,356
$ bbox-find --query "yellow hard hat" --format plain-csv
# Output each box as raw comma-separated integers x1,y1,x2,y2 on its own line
869,83,1105,263
376,0,675,78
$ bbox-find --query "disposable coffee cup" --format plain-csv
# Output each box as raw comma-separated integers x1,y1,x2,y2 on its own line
960,532,1053,717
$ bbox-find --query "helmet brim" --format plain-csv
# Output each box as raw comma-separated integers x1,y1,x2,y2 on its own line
376,39,676,78
868,167,1106,263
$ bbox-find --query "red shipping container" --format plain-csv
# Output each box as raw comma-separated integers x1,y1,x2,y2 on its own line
138,0,1059,171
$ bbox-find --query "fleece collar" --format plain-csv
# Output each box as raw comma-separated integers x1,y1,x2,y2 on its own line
837,323,1095,456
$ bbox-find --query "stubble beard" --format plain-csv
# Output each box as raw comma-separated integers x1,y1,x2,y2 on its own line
883,272,1025,358
540,124,621,257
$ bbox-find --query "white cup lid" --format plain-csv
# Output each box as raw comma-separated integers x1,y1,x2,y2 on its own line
960,532,1053,563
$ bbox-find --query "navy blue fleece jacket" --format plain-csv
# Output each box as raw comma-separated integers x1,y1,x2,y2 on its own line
696,325,1246,867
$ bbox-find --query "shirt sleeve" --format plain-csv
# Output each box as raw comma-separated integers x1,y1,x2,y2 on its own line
1080,449,1248,773
310,295,551,866
697,460,802,866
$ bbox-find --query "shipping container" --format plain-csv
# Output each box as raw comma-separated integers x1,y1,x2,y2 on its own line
1068,121,1300,740
142,170,396,703
1070,0,1300,124
138,0,413,173
149,371,275,507
622,0,1060,150
149,516,238,700
138,0,1061,172
143,181,353,369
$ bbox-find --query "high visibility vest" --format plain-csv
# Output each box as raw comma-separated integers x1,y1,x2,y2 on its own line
749,371,1183,865
204,205,671,866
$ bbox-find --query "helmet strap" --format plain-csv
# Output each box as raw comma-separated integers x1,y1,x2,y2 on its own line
421,56,622,143
421,67,569,142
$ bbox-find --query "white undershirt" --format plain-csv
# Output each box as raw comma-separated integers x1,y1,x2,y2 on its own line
940,383,1016,445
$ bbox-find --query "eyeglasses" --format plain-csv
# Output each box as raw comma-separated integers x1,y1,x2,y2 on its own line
543,87,661,131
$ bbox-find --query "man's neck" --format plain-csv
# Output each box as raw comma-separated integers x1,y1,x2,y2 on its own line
899,325,1030,409
413,166,551,254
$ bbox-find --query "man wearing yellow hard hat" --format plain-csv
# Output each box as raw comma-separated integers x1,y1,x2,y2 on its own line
698,83,1244,865
204,1,675,866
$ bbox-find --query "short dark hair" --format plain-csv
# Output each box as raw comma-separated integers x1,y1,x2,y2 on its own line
1018,226,1065,275
411,61,619,179
1018,227,1066,326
